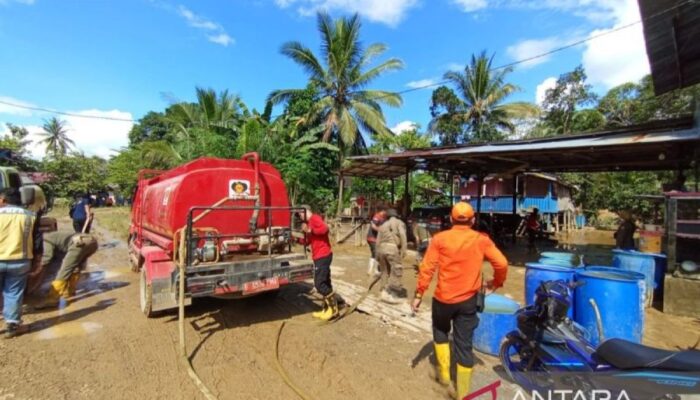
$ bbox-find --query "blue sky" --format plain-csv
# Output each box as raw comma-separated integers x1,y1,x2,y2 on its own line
0,0,650,158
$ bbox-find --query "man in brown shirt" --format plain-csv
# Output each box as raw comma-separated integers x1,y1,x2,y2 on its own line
375,208,408,304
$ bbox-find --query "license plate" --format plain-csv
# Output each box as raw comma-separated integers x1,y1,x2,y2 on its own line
243,277,280,294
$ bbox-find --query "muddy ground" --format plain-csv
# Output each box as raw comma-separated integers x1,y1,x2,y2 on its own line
0,217,698,400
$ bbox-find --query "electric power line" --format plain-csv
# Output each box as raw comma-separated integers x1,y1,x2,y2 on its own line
382,0,695,99
0,0,693,123
0,99,135,122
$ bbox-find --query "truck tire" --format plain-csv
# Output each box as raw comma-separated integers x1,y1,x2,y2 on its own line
139,267,157,318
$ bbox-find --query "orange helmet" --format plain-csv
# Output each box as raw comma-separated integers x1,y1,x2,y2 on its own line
451,202,475,221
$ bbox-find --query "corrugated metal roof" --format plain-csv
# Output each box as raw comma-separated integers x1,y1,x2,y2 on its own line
639,0,700,95
343,117,700,177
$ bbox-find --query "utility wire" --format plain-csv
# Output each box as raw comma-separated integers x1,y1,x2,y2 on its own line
0,99,135,122
384,0,695,99
0,0,693,122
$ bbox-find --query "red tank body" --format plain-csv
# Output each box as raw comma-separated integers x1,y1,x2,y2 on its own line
129,153,314,317
131,155,290,252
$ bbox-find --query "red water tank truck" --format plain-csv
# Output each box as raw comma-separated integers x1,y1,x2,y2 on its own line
128,153,314,317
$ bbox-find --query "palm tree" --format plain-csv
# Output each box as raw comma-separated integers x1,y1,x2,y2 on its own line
40,117,74,158
268,12,404,214
431,51,538,143
167,87,250,158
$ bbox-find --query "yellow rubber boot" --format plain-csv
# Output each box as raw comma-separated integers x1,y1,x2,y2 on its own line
318,294,339,321
455,364,473,400
433,342,451,386
312,298,328,319
35,280,68,309
68,272,81,297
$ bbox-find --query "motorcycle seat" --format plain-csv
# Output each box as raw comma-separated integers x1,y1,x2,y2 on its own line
595,338,700,371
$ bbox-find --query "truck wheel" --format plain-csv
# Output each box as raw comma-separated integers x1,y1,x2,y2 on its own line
139,268,156,318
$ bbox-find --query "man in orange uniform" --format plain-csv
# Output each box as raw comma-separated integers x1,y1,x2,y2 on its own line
411,202,508,399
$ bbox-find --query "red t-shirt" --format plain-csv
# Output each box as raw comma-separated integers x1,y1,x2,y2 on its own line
307,214,332,260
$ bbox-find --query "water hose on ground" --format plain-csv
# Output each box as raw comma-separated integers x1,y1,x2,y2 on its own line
179,260,218,400
273,274,382,400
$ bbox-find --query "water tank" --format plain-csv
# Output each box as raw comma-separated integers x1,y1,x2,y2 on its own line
473,294,520,356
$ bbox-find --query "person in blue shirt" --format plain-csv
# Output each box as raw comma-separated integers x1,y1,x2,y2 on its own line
70,194,93,233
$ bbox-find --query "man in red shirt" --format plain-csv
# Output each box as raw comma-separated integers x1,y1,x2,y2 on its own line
366,209,387,276
525,207,541,253
301,205,337,321
412,202,508,399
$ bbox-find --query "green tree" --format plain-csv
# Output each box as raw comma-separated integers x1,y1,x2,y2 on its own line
128,111,171,145
268,12,404,213
541,66,598,134
0,124,41,170
167,87,250,159
107,141,180,194
429,86,465,145
43,154,107,198
430,52,538,144
40,117,75,158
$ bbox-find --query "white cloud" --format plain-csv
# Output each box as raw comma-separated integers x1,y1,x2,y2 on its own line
535,77,557,105
275,0,419,27
451,0,487,12
0,96,35,117
0,0,35,5
176,5,234,46
207,33,234,46
405,78,438,89
445,62,464,72
390,120,417,134
2,108,133,160
581,0,649,88
61,110,133,159
506,37,561,69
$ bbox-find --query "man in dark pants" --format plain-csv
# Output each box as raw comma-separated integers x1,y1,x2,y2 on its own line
412,202,508,399
70,193,93,233
525,207,540,253
300,205,336,321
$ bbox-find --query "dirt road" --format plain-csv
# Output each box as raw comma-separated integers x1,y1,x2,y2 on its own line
3,218,697,400
0,222,511,400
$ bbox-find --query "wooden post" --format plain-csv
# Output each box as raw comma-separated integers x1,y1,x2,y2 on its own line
337,172,344,217
512,174,518,244
390,179,395,205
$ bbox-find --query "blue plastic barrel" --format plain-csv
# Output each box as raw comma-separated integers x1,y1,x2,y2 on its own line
612,250,666,304
473,294,520,356
540,252,579,266
525,263,576,318
574,269,645,346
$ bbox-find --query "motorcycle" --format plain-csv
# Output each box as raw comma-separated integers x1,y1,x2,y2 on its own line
499,280,700,399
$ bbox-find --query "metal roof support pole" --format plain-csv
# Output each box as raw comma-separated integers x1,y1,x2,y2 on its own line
390,178,395,205
512,175,518,245
403,167,410,217
476,175,483,228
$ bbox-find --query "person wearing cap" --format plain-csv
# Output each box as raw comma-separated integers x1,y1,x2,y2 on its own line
411,202,508,399
366,208,387,276
375,208,408,304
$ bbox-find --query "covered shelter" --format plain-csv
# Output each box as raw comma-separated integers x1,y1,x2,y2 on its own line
342,116,700,239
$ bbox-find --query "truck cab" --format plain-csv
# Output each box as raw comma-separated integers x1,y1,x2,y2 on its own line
0,166,57,232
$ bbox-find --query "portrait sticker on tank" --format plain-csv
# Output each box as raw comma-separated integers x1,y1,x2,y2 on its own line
228,179,251,197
